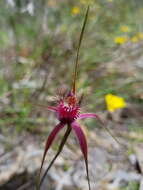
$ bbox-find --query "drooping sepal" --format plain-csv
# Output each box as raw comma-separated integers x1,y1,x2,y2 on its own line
71,122,91,190
38,123,65,182
39,126,71,189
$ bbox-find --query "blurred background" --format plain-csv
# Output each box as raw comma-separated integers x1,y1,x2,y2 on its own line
0,0,143,189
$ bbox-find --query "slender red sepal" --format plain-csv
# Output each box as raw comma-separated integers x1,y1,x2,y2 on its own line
39,126,71,189
71,122,91,190
38,123,65,181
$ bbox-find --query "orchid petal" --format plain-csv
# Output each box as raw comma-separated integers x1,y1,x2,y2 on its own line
71,122,91,190
78,113,98,120
79,113,121,145
39,126,71,189
47,106,57,112
38,123,65,181
78,113,104,126
34,104,57,112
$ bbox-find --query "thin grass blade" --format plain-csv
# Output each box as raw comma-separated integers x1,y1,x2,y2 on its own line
72,6,90,94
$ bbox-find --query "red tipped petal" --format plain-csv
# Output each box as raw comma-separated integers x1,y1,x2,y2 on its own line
78,113,104,125
47,106,57,112
79,113,121,145
33,104,57,112
71,122,91,190
78,113,98,119
39,123,65,179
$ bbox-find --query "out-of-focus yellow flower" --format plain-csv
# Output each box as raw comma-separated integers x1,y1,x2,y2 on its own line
131,36,139,43
105,94,126,112
107,0,113,2
114,36,128,44
120,25,130,33
130,32,143,43
137,32,143,40
71,7,80,15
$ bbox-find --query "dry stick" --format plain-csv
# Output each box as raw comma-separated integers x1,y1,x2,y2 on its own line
101,124,122,146
96,115,135,172
17,180,34,190
72,6,89,94
38,126,71,189
96,115,123,147
31,72,49,101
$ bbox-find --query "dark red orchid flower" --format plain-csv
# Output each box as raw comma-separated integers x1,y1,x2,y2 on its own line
37,6,102,190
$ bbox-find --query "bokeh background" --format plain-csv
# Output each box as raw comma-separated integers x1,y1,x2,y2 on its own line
0,0,143,190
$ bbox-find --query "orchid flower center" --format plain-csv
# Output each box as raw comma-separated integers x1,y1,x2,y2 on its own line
57,103,79,123
56,92,79,123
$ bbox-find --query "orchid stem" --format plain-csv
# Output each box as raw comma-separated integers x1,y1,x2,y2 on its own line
85,158,91,190
38,126,71,189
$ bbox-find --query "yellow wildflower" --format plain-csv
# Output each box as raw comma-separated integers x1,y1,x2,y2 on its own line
120,25,130,33
131,36,139,43
114,36,128,44
130,32,143,43
137,32,143,40
71,7,80,15
105,94,126,112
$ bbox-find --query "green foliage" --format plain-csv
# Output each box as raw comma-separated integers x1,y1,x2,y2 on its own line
0,0,143,132
120,181,139,190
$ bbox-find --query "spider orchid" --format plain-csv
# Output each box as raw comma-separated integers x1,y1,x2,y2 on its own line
37,6,103,190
